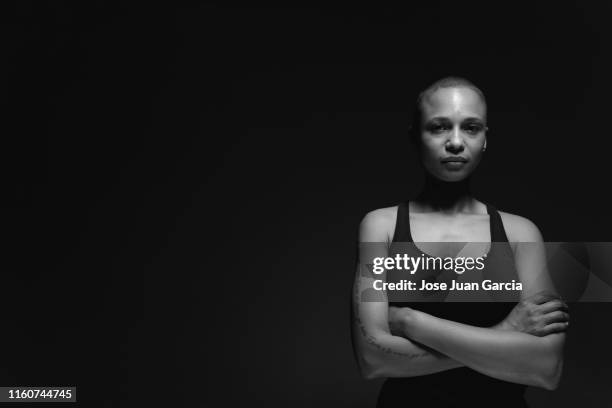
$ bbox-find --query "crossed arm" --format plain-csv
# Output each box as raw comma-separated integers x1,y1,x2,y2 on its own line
351,210,567,390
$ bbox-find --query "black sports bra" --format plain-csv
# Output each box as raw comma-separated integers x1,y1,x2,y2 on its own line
377,201,528,408
386,200,521,304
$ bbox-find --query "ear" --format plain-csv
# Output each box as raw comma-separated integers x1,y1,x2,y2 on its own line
483,136,487,151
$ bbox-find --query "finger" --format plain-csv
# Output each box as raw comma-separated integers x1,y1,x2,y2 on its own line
528,291,560,305
388,306,400,318
538,322,569,336
543,310,570,324
538,300,569,314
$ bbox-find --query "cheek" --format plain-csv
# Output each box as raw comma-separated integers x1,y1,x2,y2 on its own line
419,139,440,159
471,145,484,158
419,145,442,173
468,138,486,155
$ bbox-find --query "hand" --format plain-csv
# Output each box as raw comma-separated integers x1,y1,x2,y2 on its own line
388,306,419,337
495,291,570,336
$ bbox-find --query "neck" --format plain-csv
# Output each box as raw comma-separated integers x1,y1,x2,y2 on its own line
415,174,475,213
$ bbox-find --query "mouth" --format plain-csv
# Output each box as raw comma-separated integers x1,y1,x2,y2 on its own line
440,157,468,163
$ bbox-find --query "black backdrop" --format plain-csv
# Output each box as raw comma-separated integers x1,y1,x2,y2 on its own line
3,2,612,407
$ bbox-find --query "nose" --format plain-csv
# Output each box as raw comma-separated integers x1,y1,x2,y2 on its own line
445,126,464,153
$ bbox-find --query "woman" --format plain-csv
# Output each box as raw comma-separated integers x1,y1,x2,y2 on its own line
351,77,570,407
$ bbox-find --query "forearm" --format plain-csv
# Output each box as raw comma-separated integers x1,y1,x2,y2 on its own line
403,311,563,388
355,328,463,379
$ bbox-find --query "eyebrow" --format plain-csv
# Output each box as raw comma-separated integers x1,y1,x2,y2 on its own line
462,117,486,124
426,116,485,123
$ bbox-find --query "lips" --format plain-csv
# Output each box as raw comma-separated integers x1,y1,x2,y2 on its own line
441,157,468,163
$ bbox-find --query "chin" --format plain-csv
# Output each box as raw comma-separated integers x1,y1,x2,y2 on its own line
430,170,471,182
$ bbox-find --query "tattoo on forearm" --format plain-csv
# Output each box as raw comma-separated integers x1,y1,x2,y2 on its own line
352,275,433,360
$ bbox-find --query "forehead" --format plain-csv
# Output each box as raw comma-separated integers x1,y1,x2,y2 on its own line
421,87,486,120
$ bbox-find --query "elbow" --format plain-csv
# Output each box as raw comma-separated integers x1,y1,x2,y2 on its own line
532,333,565,390
361,367,380,380
538,373,560,391
361,363,386,380
537,356,563,391
357,351,386,380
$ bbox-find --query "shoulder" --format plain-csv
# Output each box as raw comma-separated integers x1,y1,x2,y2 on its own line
358,206,397,242
498,210,544,243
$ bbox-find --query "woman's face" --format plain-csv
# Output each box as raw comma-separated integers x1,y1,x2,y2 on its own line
418,86,487,182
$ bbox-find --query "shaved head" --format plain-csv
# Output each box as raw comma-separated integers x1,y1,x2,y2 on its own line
410,77,487,141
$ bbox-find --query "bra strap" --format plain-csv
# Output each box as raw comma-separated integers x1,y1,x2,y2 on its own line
392,201,411,242
486,203,509,243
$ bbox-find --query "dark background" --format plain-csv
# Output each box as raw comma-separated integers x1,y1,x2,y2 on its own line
3,2,612,407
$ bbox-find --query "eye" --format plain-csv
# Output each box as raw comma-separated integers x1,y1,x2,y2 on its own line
425,123,451,134
463,124,485,134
